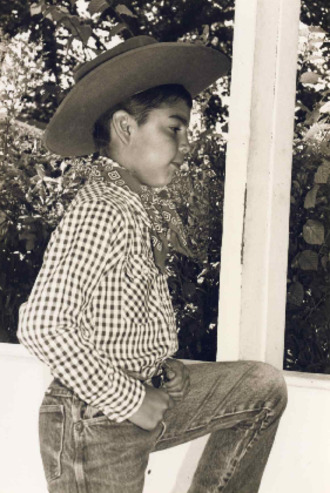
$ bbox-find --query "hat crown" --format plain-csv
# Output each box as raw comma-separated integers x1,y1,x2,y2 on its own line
74,36,158,83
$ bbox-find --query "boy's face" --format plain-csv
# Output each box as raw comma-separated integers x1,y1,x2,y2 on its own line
124,100,191,187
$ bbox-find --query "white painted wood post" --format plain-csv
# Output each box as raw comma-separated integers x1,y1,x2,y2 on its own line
217,0,301,368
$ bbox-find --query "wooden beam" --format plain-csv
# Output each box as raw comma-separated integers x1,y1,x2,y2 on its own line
217,0,301,368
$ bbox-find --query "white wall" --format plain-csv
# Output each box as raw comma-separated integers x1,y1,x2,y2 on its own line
0,344,50,493
259,373,330,493
1,344,330,493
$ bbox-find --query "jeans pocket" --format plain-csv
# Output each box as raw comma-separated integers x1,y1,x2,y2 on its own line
39,404,65,482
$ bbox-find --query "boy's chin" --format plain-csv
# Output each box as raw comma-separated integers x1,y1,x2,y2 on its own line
139,174,174,188
147,180,173,188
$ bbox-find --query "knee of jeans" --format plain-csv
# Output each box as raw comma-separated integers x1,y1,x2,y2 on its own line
251,361,288,414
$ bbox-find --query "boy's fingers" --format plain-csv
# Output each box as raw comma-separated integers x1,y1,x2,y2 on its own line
165,370,190,389
165,377,184,391
166,369,176,380
167,377,190,398
164,374,180,386
163,361,190,397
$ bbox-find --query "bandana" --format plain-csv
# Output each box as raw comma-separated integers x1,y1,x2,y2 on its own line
87,158,193,273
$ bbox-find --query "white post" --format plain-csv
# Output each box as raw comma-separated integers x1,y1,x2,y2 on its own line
217,0,301,368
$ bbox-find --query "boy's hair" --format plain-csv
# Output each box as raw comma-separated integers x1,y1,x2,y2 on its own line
93,84,192,155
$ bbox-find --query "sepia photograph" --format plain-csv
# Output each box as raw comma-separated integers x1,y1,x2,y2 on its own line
0,1,329,492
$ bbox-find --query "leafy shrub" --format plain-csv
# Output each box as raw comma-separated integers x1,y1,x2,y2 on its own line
0,118,87,341
284,24,330,373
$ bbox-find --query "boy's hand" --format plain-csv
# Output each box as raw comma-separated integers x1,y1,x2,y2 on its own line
163,359,190,403
128,385,173,431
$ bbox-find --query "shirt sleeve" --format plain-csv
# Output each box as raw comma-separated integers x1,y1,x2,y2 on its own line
17,198,145,422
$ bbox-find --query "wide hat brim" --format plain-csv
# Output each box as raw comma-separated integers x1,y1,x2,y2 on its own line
44,37,230,157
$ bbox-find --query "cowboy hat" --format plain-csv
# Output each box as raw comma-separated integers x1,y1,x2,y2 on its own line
44,36,230,157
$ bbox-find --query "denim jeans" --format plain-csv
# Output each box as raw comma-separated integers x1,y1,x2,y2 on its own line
39,361,287,493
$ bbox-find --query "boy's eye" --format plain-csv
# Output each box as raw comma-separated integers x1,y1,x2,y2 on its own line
170,127,180,133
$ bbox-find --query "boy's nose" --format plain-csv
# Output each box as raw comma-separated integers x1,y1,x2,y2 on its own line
179,136,190,155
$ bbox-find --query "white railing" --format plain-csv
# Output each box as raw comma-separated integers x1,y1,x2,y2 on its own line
218,0,301,367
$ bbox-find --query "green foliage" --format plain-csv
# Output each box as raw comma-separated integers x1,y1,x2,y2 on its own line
167,133,226,360
0,0,234,122
285,148,330,373
284,23,330,374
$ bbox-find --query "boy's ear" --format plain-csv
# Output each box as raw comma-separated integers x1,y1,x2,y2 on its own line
111,110,134,145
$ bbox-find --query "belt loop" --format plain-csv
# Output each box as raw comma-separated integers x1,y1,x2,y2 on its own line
84,404,101,419
72,395,83,424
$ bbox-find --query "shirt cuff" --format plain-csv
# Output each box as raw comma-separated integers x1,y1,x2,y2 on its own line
101,375,146,423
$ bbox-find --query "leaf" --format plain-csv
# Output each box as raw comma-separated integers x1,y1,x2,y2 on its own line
109,23,128,38
43,176,61,184
314,162,330,184
320,140,330,157
287,282,304,306
304,107,320,125
88,0,112,16
60,15,86,38
26,236,36,251
307,55,325,63
319,101,330,114
304,123,330,142
202,25,210,42
298,250,318,271
115,4,137,17
35,164,45,179
44,6,70,22
30,3,42,16
303,219,324,245
321,255,329,271
303,123,321,141
77,24,93,45
182,282,197,300
0,210,7,224
304,185,319,208
309,26,326,34
0,210,8,239
19,230,37,251
300,72,320,84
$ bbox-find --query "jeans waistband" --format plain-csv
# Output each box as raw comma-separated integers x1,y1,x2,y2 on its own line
46,378,75,397
46,364,168,397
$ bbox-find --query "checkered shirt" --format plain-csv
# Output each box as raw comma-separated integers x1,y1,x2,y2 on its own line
18,180,179,422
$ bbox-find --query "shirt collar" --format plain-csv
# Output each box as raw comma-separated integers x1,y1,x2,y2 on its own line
94,157,152,229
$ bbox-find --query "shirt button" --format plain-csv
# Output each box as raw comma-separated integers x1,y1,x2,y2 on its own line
76,421,83,433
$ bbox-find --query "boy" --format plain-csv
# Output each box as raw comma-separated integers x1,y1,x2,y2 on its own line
18,36,287,493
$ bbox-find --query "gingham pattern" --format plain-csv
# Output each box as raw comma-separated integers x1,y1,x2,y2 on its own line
18,180,178,422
